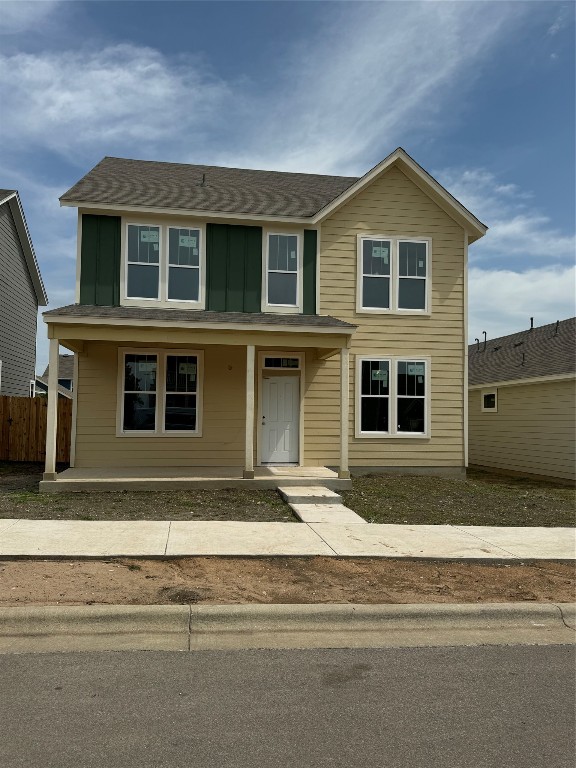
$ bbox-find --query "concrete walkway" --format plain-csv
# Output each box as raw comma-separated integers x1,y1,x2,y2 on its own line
0,518,574,559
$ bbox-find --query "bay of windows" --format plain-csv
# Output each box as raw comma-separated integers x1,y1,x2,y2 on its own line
357,357,428,436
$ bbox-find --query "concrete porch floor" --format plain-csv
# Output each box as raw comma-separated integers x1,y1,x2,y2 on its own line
39,466,352,493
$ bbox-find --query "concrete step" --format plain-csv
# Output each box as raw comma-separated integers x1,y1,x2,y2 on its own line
278,486,343,505
290,503,367,524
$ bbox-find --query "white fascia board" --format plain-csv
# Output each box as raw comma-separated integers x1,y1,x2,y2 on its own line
311,147,488,242
42,313,356,336
469,372,576,390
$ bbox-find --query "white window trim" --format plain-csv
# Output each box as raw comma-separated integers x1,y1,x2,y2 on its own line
481,388,498,413
120,221,206,310
261,230,303,314
116,347,204,437
356,235,432,316
355,355,431,439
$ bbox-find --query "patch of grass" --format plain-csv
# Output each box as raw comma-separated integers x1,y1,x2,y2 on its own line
343,469,575,527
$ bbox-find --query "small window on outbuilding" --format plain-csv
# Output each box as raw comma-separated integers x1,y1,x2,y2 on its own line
481,389,497,413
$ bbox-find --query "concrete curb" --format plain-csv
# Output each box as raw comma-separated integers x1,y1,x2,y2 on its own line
0,602,574,654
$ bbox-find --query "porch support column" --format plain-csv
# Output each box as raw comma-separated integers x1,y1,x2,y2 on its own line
243,344,256,479
43,337,59,480
339,346,350,479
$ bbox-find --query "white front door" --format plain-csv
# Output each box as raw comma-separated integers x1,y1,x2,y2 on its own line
261,376,299,464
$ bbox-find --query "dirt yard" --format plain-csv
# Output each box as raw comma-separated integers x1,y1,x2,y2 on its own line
0,462,574,526
0,557,573,607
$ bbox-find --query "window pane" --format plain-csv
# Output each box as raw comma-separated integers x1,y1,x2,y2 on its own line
397,398,425,432
127,225,159,264
264,357,299,368
165,394,197,431
483,393,496,409
268,272,297,305
124,354,157,392
269,235,298,272
363,276,390,309
398,278,426,310
169,228,200,266
127,264,159,299
397,361,425,397
166,355,197,393
361,360,389,396
168,266,199,301
361,397,389,432
123,393,156,430
363,240,390,276
399,242,426,277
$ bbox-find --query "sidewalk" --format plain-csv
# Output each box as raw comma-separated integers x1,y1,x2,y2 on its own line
0,518,574,559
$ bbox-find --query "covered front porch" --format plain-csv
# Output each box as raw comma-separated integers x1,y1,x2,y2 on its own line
41,305,356,492
39,464,350,492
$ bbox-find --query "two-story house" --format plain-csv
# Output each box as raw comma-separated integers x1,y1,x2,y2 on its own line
0,190,48,397
40,148,486,491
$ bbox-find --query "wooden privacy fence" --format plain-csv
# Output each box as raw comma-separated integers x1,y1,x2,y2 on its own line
0,396,72,463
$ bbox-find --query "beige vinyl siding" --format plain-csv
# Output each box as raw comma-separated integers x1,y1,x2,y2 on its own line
310,165,465,468
74,341,247,467
468,379,576,482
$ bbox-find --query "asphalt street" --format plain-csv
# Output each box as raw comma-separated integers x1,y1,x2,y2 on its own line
1,645,574,768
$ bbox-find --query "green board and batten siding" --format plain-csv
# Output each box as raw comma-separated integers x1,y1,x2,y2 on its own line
79,214,121,306
205,224,262,313
79,216,317,314
302,229,317,315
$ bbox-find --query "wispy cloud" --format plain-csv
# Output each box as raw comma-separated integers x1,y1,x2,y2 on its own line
437,168,575,264
0,44,234,163
468,265,576,343
0,1,62,34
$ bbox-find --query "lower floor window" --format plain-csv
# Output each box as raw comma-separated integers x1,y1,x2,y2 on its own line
121,349,202,435
357,357,428,436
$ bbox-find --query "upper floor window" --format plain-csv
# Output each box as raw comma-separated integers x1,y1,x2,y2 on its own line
263,232,302,313
357,236,430,314
124,223,204,309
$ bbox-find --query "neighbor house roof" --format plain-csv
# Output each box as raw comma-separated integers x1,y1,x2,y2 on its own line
34,376,73,399
41,353,75,380
0,189,48,305
59,148,487,241
43,304,356,331
468,317,576,387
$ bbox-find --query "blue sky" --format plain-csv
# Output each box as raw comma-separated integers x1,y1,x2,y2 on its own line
0,0,574,372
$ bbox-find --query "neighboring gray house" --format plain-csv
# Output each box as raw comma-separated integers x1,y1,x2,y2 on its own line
35,354,74,399
0,189,47,396
468,317,576,483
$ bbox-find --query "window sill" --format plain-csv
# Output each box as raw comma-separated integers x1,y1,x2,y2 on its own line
355,308,431,317
121,297,206,311
261,305,303,315
354,433,430,440
116,431,203,438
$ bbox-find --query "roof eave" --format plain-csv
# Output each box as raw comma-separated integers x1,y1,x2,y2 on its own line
59,198,312,225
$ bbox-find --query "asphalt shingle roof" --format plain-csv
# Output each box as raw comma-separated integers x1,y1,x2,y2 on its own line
42,354,75,380
60,157,358,218
43,304,356,330
468,317,576,386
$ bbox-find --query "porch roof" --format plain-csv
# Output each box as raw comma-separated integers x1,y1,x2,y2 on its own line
43,304,356,333
44,304,355,355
